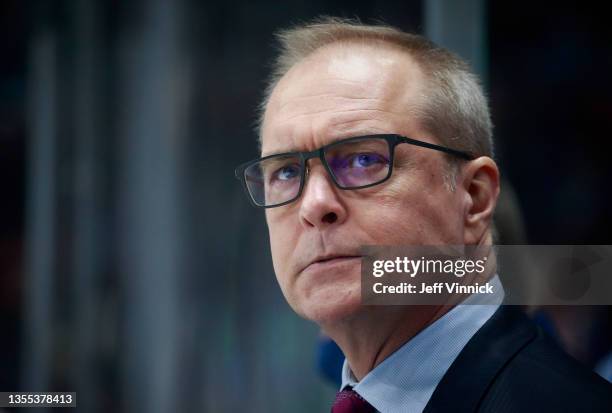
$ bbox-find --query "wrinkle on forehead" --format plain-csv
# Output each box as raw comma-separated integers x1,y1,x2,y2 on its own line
261,43,425,155
264,108,405,155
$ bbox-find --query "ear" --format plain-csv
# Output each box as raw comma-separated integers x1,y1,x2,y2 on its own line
460,157,500,245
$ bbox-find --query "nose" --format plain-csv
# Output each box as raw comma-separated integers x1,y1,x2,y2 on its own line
298,163,348,229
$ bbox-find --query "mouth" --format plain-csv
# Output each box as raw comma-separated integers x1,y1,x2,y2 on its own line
302,255,362,274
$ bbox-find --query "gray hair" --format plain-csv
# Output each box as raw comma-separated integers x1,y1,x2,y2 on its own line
257,16,494,171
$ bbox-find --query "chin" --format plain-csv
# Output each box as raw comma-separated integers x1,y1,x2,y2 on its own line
295,283,363,325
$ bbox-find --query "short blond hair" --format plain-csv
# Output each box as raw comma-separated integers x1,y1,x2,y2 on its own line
257,16,493,164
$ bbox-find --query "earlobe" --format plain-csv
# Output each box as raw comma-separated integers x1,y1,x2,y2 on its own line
462,157,500,244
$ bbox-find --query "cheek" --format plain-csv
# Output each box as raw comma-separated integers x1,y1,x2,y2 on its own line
355,174,463,245
354,202,421,244
266,212,298,279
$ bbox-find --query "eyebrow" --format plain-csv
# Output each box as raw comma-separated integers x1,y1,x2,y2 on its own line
261,127,388,157
261,147,298,158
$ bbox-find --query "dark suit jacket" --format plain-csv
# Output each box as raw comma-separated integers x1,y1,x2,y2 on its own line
423,305,612,413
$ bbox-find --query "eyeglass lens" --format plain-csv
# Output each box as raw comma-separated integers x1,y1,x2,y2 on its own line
243,137,392,206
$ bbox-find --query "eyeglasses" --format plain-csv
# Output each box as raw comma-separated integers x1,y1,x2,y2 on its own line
234,134,473,208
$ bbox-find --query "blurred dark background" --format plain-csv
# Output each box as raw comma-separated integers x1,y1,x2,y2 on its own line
1,1,611,412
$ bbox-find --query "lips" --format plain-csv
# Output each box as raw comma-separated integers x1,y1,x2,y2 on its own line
301,254,362,274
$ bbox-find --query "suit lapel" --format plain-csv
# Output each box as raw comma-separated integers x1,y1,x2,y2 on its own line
423,306,537,413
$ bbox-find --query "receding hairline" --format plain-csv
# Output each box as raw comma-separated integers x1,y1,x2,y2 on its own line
258,19,464,138
272,17,439,66
262,44,436,142
264,39,427,130
257,17,493,163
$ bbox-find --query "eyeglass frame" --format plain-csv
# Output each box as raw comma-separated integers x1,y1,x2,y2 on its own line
234,133,474,208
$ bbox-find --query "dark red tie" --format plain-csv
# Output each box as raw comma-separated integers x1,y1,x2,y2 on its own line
331,387,375,413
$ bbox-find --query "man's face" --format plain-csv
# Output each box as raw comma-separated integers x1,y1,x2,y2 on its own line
261,44,467,324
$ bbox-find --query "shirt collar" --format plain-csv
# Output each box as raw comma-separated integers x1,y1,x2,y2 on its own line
341,274,504,413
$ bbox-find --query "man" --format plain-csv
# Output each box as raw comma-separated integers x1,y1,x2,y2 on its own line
235,17,612,412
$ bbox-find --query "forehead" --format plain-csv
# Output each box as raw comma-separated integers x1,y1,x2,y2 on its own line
261,43,425,155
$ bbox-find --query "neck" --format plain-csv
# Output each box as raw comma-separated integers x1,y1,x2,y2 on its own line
323,235,497,381
321,304,452,380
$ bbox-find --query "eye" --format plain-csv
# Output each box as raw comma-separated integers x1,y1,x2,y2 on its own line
272,164,300,181
349,153,386,168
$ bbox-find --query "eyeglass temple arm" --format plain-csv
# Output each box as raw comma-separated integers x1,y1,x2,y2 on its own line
398,136,473,160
